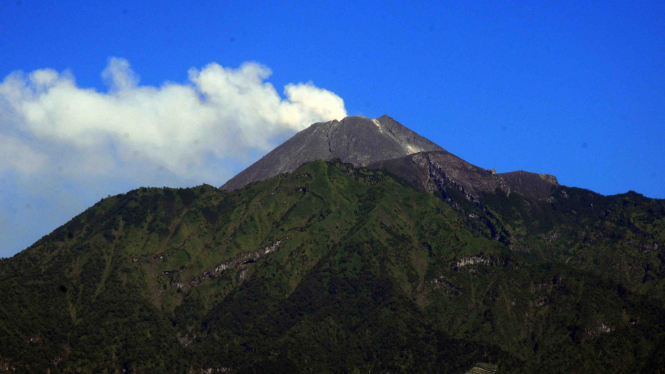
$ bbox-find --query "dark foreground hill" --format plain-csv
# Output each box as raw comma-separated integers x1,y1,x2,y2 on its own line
1,159,665,373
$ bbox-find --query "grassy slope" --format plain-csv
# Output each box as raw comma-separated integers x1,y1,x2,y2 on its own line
0,160,664,373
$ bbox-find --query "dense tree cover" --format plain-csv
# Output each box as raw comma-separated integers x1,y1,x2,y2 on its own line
0,160,664,373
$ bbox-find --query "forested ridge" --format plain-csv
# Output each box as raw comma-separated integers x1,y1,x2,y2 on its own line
1,160,664,373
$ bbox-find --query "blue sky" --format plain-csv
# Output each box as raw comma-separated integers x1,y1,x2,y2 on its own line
1,0,664,257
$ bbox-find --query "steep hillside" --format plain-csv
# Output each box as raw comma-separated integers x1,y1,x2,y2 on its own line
1,160,664,373
368,150,558,201
371,151,665,298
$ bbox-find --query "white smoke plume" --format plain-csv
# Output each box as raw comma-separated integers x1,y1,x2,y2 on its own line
0,57,346,181
0,58,347,256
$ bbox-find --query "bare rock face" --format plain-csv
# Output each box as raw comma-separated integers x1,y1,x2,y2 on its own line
368,151,559,201
498,170,559,200
221,115,443,190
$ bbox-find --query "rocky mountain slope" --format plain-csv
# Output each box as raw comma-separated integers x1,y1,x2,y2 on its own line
1,117,665,373
368,150,558,201
222,115,558,203
221,115,443,190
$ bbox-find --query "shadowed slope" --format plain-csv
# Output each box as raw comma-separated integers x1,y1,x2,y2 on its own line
368,150,558,201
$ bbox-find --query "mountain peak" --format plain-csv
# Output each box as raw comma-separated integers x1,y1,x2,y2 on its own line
222,115,559,202
221,115,443,190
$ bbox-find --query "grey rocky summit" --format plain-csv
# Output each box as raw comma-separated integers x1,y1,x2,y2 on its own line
221,115,443,190
222,115,559,202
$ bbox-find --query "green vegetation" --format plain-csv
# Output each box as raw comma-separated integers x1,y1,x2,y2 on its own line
0,160,664,372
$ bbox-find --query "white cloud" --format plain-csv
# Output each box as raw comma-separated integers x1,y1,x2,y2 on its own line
0,58,347,257
0,57,347,182
0,134,48,174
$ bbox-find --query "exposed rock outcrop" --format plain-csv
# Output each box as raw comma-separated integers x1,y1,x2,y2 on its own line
368,150,558,201
198,240,283,283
